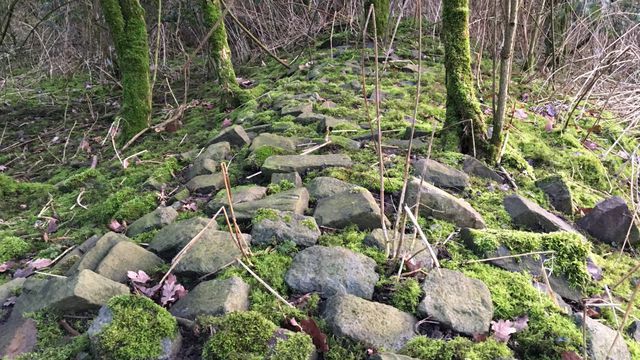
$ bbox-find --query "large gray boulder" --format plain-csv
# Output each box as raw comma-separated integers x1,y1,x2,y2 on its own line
72,232,127,274
413,158,470,191
462,156,503,182
208,125,250,147
306,176,358,200
262,154,352,175
285,246,378,299
13,270,129,315
418,269,493,335
322,294,417,350
170,277,249,320
503,195,576,233
536,175,573,214
127,206,178,237
406,177,486,229
574,314,631,360
251,210,320,247
233,187,309,220
173,230,245,276
577,196,640,246
206,185,267,214
148,217,217,259
314,188,384,230
94,241,164,283
249,133,297,152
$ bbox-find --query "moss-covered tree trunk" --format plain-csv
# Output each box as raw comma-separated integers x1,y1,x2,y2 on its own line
100,0,151,141
202,0,243,106
441,0,489,156
365,0,390,38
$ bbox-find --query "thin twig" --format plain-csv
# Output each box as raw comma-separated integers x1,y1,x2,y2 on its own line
237,258,293,308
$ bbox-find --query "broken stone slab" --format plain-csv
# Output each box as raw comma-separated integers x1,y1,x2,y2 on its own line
173,230,245,276
322,294,417,350
577,196,640,246
271,172,302,187
285,246,378,299
170,277,250,320
406,177,486,229
306,176,358,200
232,187,309,220
503,194,576,233
249,133,297,152
281,102,313,117
0,313,37,359
186,142,230,179
536,175,573,214
364,229,433,269
206,185,268,215
13,269,130,315
53,234,101,273
148,217,217,259
462,155,503,182
413,158,470,191
262,154,352,175
185,173,225,195
127,206,179,237
574,314,631,360
71,232,128,275
314,188,384,230
252,210,320,247
418,269,493,335
207,125,250,147
94,241,164,283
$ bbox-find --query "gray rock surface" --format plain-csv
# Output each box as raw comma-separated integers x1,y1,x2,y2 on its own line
262,154,352,175
575,314,630,360
170,277,249,319
577,196,640,246
314,188,383,230
94,241,164,282
148,217,216,259
322,294,417,350
536,175,573,214
364,229,433,269
504,195,576,233
0,278,26,305
271,172,302,188
252,210,320,247
250,133,297,152
306,176,358,200
207,185,268,214
462,156,503,182
233,187,309,220
186,142,230,179
0,313,37,359
208,125,250,147
418,269,493,335
286,246,378,299
414,158,470,190
185,173,225,194
281,103,312,117
127,206,178,237
627,320,640,342
72,232,128,274
173,230,245,276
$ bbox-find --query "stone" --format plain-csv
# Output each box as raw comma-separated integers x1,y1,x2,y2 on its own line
0,313,37,359
285,245,378,299
306,176,358,200
406,177,486,229
252,210,320,247
295,112,327,125
262,154,352,175
185,173,225,194
504,195,576,233
364,229,433,269
148,217,216,259
318,116,356,133
207,185,268,214
233,187,309,220
575,314,630,360
170,277,249,320
72,232,128,274
94,241,164,283
414,159,470,191
577,196,640,246
186,157,219,181
249,133,297,152
627,320,640,342
54,234,101,273
186,142,230,179
208,125,250,147
13,270,129,315
0,278,26,304
462,156,503,182
271,172,302,187
173,230,244,276
371,353,420,360
314,188,384,230
281,102,313,117
322,294,417,350
126,206,178,237
536,175,573,214
418,269,493,335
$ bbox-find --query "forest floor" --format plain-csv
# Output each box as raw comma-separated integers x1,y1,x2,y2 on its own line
1,21,640,360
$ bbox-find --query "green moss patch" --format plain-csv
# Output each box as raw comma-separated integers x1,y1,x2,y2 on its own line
0,234,31,262
401,336,513,360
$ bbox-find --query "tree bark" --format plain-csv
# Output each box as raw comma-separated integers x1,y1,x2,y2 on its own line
100,0,151,141
366,0,390,38
441,0,489,156
524,0,546,72
491,0,520,159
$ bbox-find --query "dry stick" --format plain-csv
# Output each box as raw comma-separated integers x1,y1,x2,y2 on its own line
606,280,640,359
220,0,290,69
620,153,639,254
381,2,406,72
360,7,376,143
464,250,555,264
611,261,640,291
221,162,252,258
237,258,294,308
61,119,76,164
329,10,337,59
540,259,560,308
404,204,441,273
151,0,163,89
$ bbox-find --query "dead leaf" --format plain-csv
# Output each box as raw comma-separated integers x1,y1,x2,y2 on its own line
27,258,52,270
513,108,528,120
46,218,58,234
491,320,517,342
160,274,187,306
107,219,125,233
127,270,151,284
300,318,329,353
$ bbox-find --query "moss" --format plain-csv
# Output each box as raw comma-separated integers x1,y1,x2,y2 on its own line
19,310,90,360
16,335,90,360
131,229,159,244
86,187,156,223
248,146,287,168
253,208,280,224
0,234,31,262
271,331,315,360
390,278,423,313
267,179,295,195
201,311,277,360
301,218,318,231
365,0,390,37
401,336,513,360
318,226,386,265
54,168,105,191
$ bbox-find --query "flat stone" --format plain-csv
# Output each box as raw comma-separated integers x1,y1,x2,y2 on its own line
418,269,493,335
577,196,639,246
252,210,320,247
322,294,417,350
148,217,216,259
126,206,179,237
365,229,433,269
314,188,383,230
173,231,245,276
536,175,573,214
271,172,302,187
72,232,128,274
13,270,129,315
95,241,164,283
170,277,250,320
295,112,327,125
285,246,378,299
262,154,352,175
306,176,358,200
249,133,297,152
185,173,225,195
233,187,309,220
0,313,37,359
413,158,470,191
207,185,268,215
462,156,503,182
208,125,250,147
406,177,486,229
186,142,230,179
281,103,313,117
504,194,576,233
574,314,630,360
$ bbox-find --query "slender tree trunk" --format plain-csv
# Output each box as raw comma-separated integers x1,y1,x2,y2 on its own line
524,0,546,72
441,0,489,156
0,0,20,47
491,0,519,159
100,0,151,141
366,0,390,38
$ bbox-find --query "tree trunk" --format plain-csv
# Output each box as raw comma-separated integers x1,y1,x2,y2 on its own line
491,0,520,160
100,0,151,141
366,0,390,38
202,0,242,106
441,0,489,156
524,0,546,72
